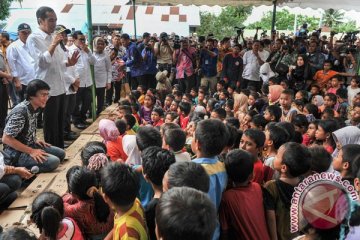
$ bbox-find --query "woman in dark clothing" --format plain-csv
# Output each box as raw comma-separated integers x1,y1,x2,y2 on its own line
288,54,311,91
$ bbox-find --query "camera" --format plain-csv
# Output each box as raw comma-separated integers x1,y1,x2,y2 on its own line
173,35,181,50
234,26,245,35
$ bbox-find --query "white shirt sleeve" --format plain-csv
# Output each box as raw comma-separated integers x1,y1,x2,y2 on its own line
0,153,5,179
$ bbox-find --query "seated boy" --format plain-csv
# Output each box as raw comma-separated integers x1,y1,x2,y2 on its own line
264,124,288,170
156,187,216,240
123,114,136,135
178,101,192,129
279,89,298,122
264,142,311,240
191,119,229,240
249,114,267,131
264,105,282,123
240,129,266,184
101,163,148,240
210,108,227,121
333,144,360,183
141,146,176,240
151,107,164,127
163,128,191,162
219,149,270,240
163,161,210,193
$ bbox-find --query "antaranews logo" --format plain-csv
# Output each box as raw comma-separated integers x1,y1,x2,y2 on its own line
290,172,359,233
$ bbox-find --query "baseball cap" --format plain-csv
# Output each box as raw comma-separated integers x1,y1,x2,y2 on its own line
55,25,71,34
143,32,150,38
18,23,31,31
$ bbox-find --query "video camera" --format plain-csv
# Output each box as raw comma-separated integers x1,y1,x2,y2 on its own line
234,26,245,36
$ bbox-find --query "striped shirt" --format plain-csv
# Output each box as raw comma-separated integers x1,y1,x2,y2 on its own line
113,198,148,240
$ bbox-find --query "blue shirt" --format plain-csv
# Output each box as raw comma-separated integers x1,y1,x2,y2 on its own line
123,42,145,77
200,48,218,77
132,165,154,208
193,157,227,240
142,48,157,75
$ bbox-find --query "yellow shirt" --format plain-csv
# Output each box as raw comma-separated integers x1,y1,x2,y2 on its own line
113,199,148,240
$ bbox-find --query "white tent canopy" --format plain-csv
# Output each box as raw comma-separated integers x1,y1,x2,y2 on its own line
138,0,360,11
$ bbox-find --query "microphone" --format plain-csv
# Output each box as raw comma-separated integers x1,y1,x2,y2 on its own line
30,166,40,174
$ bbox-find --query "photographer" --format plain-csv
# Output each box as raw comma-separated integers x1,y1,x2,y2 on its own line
154,32,173,74
307,41,325,78
141,37,157,90
222,44,243,88
200,38,218,94
173,39,196,93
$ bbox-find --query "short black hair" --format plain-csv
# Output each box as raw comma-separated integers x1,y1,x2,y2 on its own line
156,187,216,240
195,119,229,157
304,103,320,119
243,129,265,148
292,114,309,129
342,144,360,176
276,122,296,142
179,101,192,115
266,105,282,122
267,124,289,150
26,79,50,101
36,6,55,23
152,107,164,117
225,149,255,183
225,124,240,149
251,114,267,129
336,88,348,99
0,227,37,240
164,128,186,152
118,105,132,115
325,93,337,103
281,142,311,177
124,114,136,129
1,32,10,41
72,30,83,39
225,117,240,129
115,119,127,135
281,89,294,98
136,126,162,151
167,162,210,192
121,33,130,40
212,108,226,120
100,162,139,207
141,146,175,186
308,146,332,173
81,141,107,166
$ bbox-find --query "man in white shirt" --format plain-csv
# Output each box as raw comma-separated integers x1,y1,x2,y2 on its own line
26,6,79,148
6,23,35,102
68,31,96,129
242,40,269,92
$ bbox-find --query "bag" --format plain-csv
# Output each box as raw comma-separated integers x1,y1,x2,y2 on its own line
275,54,289,75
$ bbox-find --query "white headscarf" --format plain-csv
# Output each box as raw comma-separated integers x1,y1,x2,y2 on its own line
122,135,142,166
332,126,360,157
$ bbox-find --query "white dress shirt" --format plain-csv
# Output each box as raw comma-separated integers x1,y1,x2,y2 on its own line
68,44,96,88
6,39,35,86
242,50,269,82
26,29,68,96
93,52,112,88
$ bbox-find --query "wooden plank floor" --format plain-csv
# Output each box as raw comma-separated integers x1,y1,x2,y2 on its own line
0,105,113,235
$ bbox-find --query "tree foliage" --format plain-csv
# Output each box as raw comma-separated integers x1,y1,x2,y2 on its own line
323,8,344,28
0,0,12,21
247,9,320,31
196,6,252,39
332,20,358,33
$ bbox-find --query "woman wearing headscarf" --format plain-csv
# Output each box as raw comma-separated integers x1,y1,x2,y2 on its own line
288,54,311,91
233,92,248,114
268,85,284,105
332,126,360,158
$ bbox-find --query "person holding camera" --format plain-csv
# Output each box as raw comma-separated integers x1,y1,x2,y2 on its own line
141,37,157,90
173,39,196,94
200,38,218,94
154,32,173,75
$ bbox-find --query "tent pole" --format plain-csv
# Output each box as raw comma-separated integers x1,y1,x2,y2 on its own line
133,0,137,38
271,0,277,33
86,0,96,122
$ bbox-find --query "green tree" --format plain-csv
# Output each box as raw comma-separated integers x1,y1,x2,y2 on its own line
247,9,320,31
323,8,344,28
332,20,358,33
196,6,252,39
0,0,12,21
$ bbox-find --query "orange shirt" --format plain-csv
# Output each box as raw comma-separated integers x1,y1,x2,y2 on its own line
106,136,128,162
313,70,338,89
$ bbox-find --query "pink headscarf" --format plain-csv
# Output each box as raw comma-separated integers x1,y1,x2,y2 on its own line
99,119,120,143
233,93,248,113
268,85,284,104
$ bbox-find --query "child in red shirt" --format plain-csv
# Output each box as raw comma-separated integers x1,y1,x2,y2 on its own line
240,129,266,184
177,101,191,129
151,107,164,127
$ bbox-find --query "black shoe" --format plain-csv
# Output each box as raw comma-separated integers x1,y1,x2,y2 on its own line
75,123,87,129
63,143,70,148
64,132,78,141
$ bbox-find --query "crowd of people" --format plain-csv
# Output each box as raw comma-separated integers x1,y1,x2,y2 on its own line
1,4,360,240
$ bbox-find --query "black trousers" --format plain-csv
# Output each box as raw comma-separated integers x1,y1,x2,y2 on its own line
242,78,262,92
106,81,122,104
0,81,9,134
96,87,105,116
139,74,156,91
19,84,27,102
73,86,92,124
179,74,195,94
64,94,76,133
43,94,65,148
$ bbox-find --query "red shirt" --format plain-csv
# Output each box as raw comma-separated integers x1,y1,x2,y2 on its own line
179,114,189,129
253,159,264,184
153,118,164,127
219,182,271,240
106,136,128,162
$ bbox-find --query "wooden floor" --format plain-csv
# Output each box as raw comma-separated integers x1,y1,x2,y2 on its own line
0,104,118,235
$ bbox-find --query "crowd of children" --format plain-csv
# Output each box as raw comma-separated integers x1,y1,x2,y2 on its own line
2,74,360,240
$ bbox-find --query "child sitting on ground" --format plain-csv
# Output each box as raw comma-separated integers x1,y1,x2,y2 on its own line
178,101,192,129
156,187,216,240
99,119,128,162
279,89,298,122
164,111,178,124
151,107,164,127
140,94,155,125
332,144,360,183
240,129,266,184
264,142,311,240
123,114,136,135
308,146,332,174
264,105,282,123
141,147,176,240
31,192,85,239
101,163,148,240
319,93,339,118
263,124,288,170
63,166,113,239
219,149,270,240
163,128,191,162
